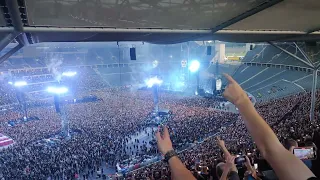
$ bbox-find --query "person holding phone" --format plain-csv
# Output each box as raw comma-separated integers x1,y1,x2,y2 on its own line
244,156,260,180
286,139,317,169
216,136,240,180
218,156,240,180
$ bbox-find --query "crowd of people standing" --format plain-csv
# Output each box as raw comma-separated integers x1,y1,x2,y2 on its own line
0,81,318,179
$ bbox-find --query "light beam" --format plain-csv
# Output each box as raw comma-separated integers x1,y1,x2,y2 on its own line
47,86,69,94
189,60,200,72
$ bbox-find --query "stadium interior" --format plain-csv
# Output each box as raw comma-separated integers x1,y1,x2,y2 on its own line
0,0,320,180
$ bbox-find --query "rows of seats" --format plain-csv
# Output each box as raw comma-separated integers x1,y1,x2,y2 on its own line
243,44,308,67
230,64,317,101
227,43,320,101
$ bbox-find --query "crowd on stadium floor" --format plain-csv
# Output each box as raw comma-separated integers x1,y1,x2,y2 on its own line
126,91,320,180
0,76,318,179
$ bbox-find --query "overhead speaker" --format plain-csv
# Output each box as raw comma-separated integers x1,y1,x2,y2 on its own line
207,46,212,55
130,48,136,60
250,44,253,50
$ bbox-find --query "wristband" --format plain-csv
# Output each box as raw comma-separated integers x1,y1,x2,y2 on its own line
164,150,178,163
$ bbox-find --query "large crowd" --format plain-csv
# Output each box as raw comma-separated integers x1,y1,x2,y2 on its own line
0,67,318,180
127,91,320,179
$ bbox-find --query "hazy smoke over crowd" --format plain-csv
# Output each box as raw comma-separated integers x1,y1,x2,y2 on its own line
46,54,63,82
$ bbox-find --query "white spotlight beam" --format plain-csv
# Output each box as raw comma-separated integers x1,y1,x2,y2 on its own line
14,81,27,87
62,71,77,77
47,86,69,94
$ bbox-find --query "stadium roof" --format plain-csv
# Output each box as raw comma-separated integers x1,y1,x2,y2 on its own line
1,0,320,48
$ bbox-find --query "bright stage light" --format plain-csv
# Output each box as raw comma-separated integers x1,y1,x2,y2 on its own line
189,60,200,72
47,86,68,94
146,76,163,88
62,71,77,77
152,60,159,68
14,81,27,87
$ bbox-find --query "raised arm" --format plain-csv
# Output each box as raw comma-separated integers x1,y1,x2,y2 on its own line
223,73,315,180
216,137,237,172
219,156,236,180
216,136,231,161
156,126,195,180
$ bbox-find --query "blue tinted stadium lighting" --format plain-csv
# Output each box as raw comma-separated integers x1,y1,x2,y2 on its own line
189,60,200,72
8,81,13,85
14,81,27,87
47,86,68,94
62,71,77,77
146,77,163,88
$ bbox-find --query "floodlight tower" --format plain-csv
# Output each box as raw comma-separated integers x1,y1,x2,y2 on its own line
49,71,76,138
146,76,163,113
47,86,69,137
10,81,28,120
188,60,200,94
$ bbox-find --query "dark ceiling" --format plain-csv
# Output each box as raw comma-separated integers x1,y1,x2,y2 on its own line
0,0,320,50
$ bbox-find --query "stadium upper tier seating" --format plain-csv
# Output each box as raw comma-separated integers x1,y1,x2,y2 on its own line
242,44,310,67
227,44,320,101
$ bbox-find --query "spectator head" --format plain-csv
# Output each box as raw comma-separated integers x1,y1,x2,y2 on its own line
216,162,225,178
284,139,298,150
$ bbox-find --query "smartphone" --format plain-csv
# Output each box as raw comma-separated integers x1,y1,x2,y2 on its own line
293,147,317,160
235,155,246,165
254,163,258,170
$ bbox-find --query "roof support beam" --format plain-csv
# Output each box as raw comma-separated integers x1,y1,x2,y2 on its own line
310,69,317,121
0,33,19,52
0,42,23,64
6,0,24,32
306,27,320,34
23,27,212,33
316,63,320,70
293,42,314,66
0,27,15,33
267,42,314,68
211,0,283,33
6,0,29,45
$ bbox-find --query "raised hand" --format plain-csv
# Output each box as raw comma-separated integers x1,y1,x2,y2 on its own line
223,73,249,106
216,136,225,148
224,155,236,171
155,126,174,155
244,155,251,168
